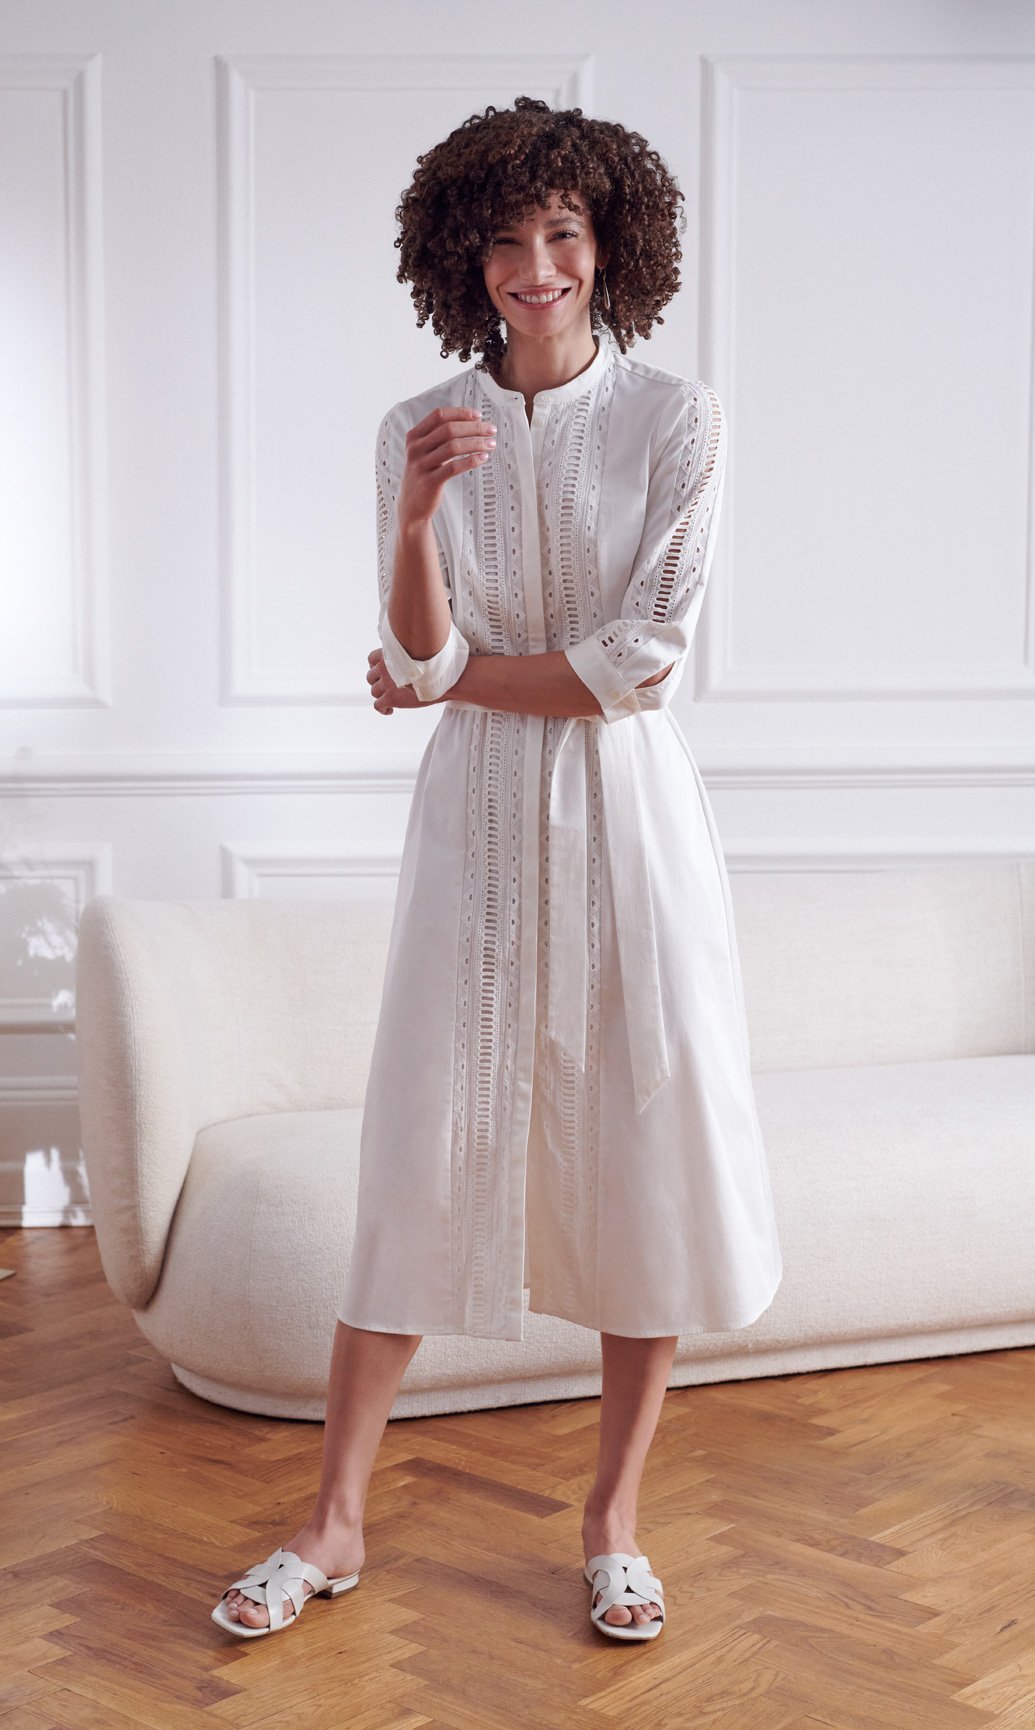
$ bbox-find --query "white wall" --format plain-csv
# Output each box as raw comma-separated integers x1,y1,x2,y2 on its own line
1,0,1033,1222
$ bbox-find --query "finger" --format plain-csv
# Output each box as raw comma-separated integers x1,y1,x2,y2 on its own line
408,410,495,462
415,429,496,470
410,404,484,439
417,407,493,437
410,405,478,435
421,433,496,476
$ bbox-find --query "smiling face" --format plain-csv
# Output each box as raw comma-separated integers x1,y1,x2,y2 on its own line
482,189,608,339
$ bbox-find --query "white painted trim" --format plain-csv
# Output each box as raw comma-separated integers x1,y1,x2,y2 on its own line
1,747,1034,795
0,52,110,709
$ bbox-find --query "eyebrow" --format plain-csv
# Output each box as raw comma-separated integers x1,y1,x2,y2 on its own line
494,213,586,232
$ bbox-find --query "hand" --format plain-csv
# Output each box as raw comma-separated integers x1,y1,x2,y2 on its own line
397,405,496,527
367,647,431,715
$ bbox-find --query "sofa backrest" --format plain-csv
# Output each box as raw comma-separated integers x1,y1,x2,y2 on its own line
729,857,1035,1072
79,859,1034,1123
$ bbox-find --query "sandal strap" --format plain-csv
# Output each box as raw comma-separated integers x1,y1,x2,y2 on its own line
227,1547,331,1630
586,1552,665,1622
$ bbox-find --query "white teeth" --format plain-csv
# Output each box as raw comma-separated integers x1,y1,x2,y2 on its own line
513,288,567,305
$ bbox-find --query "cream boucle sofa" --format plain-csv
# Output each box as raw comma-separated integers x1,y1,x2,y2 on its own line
73,858,1035,1421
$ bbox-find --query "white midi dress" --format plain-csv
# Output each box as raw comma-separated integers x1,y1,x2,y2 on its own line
337,325,783,1341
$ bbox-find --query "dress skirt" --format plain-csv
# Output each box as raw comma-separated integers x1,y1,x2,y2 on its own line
337,699,783,1343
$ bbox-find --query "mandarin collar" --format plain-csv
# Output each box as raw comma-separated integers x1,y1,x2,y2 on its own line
477,327,614,410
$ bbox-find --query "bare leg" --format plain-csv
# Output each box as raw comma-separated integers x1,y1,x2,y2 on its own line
224,1321,422,1628
581,1331,679,1627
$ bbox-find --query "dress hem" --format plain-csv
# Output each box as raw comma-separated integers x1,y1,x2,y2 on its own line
337,1258,783,1344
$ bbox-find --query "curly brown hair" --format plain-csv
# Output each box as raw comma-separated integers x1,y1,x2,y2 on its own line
393,95,687,373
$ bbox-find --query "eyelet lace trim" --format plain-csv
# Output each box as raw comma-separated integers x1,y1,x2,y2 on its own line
594,380,722,673
444,364,719,1332
449,381,532,1333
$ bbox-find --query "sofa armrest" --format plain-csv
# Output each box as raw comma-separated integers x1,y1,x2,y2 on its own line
75,897,198,1309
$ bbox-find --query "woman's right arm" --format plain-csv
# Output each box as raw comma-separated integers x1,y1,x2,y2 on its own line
387,518,452,663
375,404,495,702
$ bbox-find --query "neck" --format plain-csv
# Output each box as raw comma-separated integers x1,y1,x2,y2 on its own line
495,323,599,401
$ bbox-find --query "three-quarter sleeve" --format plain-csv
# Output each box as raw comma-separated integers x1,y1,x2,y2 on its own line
563,380,727,723
374,405,471,703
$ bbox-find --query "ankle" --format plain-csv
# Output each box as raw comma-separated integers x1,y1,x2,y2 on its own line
582,1497,639,1540
583,1489,637,1518
308,1501,365,1536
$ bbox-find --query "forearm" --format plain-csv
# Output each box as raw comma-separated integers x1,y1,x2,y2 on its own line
386,518,453,660
444,650,674,718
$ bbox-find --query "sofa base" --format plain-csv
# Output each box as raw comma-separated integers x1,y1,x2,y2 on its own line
171,1319,1035,1422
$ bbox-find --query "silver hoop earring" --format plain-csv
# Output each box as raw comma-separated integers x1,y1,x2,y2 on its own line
598,267,611,313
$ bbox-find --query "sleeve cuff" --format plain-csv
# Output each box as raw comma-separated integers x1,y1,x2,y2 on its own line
379,606,470,702
563,636,642,724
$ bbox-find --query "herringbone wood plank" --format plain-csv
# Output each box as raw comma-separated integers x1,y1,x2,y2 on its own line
2,1223,1033,1728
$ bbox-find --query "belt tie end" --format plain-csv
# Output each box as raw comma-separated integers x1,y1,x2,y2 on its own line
546,715,671,1113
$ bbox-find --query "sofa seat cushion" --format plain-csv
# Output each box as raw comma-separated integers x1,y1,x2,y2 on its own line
753,1053,1035,1339
137,1053,1034,1406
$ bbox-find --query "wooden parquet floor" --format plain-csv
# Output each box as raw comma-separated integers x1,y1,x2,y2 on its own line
2,1222,1034,1729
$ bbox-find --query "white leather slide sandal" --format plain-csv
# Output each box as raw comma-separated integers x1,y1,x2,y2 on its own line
211,1545,361,1638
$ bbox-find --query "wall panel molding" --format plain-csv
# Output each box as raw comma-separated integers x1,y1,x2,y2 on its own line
698,52,1035,704
0,842,112,1033
220,837,1035,892
220,840,1034,893
221,843,404,897
0,52,110,708
1,746,1034,797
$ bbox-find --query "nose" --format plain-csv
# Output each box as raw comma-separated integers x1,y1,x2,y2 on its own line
514,234,557,274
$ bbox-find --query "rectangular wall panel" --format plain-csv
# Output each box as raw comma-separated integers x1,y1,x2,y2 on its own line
0,54,108,706
703,56,1035,702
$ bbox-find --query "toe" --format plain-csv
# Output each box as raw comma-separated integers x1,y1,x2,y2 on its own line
221,1575,318,1630
597,1594,632,1625
238,1600,270,1626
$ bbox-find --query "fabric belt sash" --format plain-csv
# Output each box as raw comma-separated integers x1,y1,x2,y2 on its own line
546,715,671,1114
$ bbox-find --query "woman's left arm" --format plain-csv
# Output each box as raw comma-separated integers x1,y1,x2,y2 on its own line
374,643,671,717
432,646,670,718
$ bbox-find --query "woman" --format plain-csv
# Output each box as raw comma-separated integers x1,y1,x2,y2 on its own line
213,95,783,1645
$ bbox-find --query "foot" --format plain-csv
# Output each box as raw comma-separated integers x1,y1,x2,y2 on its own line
581,1510,663,1628
222,1519,365,1630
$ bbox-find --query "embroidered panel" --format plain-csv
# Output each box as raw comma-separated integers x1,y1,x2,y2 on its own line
449,376,533,1333
597,380,723,672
